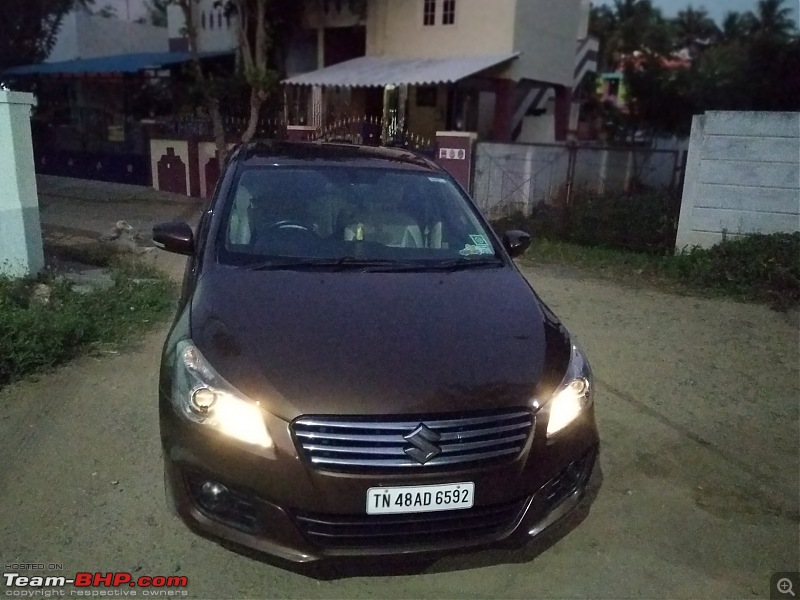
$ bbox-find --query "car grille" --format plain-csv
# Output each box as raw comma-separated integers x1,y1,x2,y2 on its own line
294,498,529,548
292,410,534,472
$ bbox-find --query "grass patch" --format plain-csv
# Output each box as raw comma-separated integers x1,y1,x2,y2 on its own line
493,187,681,255
515,233,800,310
0,252,176,387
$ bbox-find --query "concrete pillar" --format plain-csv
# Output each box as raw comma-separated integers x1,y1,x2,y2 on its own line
0,91,44,278
436,131,478,194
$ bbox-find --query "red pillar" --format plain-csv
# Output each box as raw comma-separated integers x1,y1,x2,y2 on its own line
492,78,515,142
554,85,572,142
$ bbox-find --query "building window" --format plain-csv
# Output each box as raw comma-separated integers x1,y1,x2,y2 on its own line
209,10,214,29
416,86,438,107
201,11,206,29
423,0,436,26
218,12,222,28
442,0,456,25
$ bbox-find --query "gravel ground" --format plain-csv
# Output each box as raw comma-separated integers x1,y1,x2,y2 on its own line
1,180,797,598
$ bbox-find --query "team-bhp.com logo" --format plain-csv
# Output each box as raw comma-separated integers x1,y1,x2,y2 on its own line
4,572,188,597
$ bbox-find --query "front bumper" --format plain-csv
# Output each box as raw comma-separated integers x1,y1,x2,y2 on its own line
162,406,601,564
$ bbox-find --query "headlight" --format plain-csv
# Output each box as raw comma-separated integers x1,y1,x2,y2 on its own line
172,340,273,449
545,344,593,437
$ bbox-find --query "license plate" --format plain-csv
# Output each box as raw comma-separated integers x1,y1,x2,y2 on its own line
366,482,475,515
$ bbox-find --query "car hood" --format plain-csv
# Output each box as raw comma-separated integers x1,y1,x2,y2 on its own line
190,265,570,420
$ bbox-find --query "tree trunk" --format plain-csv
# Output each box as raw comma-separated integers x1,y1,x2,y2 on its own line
177,0,228,167
241,89,265,144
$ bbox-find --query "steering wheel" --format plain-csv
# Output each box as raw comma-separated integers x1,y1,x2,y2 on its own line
265,220,312,232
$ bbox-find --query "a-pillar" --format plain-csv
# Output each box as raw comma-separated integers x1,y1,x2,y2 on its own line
0,90,44,277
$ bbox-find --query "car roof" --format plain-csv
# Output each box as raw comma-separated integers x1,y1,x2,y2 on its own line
233,141,442,172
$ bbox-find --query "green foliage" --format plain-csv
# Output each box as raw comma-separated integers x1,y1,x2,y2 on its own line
669,233,800,308
0,261,175,387
511,232,800,310
0,0,88,72
494,187,680,255
590,0,800,138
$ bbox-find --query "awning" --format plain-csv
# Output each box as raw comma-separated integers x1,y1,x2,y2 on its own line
282,53,520,88
2,51,232,77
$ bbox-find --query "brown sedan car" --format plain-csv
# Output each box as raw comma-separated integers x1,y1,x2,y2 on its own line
154,142,600,565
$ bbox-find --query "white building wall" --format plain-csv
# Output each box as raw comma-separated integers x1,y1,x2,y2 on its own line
366,0,517,59
675,111,800,250
167,0,237,52
508,0,583,86
48,10,167,62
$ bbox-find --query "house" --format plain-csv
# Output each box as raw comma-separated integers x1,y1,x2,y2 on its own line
282,0,597,144
166,0,238,52
0,7,232,186
48,7,169,62
162,0,597,144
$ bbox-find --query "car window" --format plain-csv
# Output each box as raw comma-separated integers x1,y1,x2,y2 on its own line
218,166,498,265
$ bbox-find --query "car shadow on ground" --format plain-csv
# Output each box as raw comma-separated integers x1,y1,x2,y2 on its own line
218,466,604,581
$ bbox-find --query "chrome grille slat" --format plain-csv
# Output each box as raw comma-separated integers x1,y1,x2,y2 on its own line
294,421,530,443
303,433,527,456
292,410,534,473
294,410,531,430
309,446,520,467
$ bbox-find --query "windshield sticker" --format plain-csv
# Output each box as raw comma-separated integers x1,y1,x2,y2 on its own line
460,244,494,256
468,235,493,254
428,177,448,184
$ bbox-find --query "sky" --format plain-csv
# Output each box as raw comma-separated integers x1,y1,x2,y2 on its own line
595,0,800,23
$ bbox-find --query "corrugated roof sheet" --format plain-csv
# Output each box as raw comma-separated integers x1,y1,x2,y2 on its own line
3,51,231,77
282,53,520,87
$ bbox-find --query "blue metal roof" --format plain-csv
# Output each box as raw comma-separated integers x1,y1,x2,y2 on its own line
3,51,232,77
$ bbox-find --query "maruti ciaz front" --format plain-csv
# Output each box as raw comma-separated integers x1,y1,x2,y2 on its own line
154,142,600,565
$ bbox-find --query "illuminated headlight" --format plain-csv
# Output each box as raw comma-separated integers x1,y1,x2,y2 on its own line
172,340,273,449
546,344,593,437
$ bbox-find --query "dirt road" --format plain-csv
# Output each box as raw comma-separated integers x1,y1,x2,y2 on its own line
2,178,798,598
1,241,797,598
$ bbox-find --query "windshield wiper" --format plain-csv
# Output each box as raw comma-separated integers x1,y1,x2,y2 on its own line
421,257,504,271
245,256,416,271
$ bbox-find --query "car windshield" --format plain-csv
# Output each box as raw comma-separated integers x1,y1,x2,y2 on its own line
218,165,501,268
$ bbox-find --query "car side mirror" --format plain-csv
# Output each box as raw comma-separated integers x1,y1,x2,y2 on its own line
152,221,195,256
502,230,532,259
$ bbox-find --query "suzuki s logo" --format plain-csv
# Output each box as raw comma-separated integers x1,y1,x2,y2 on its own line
403,424,442,465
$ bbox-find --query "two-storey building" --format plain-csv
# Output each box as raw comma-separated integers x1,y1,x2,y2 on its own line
282,0,595,144
166,0,596,145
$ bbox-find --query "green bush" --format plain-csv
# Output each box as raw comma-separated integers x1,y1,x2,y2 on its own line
515,231,800,310
0,264,175,386
565,188,679,254
670,232,800,308
491,187,680,255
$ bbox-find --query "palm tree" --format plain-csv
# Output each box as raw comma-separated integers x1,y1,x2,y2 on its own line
751,0,797,40
674,6,719,49
720,11,757,43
